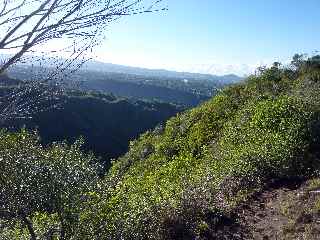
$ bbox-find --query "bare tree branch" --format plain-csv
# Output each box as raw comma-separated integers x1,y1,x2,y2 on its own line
0,0,166,122
0,0,166,73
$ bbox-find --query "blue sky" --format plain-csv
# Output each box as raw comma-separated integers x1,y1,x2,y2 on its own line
94,0,319,75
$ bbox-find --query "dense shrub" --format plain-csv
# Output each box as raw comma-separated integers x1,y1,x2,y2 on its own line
83,56,320,239
0,130,100,239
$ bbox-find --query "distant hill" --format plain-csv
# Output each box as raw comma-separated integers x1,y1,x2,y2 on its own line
76,70,211,106
83,61,242,84
8,63,240,106
1,54,242,84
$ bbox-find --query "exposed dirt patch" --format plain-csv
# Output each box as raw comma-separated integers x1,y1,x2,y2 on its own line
165,178,320,239
234,178,320,240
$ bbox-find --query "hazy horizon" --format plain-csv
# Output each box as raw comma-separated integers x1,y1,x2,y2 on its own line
90,0,319,76
2,0,319,76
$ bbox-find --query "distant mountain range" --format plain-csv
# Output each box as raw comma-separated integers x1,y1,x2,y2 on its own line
1,54,243,84
2,54,243,106
82,60,243,84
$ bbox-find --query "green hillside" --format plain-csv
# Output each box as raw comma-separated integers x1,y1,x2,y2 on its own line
81,55,320,239
1,55,320,239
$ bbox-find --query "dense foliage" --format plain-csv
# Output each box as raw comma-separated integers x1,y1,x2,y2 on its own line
1,54,320,239
80,55,320,239
0,130,99,239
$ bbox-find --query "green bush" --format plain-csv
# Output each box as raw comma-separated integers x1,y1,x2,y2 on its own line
0,130,100,239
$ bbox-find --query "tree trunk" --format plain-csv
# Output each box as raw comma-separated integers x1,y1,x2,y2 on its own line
59,214,66,240
21,215,37,240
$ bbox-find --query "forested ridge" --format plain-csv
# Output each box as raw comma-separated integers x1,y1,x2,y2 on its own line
8,64,234,107
1,54,320,239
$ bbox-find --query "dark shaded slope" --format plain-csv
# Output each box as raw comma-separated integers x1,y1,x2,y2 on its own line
82,78,209,106
3,92,182,167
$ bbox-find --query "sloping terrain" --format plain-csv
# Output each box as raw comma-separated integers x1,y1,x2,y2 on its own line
2,90,182,167
1,55,320,239
77,56,320,239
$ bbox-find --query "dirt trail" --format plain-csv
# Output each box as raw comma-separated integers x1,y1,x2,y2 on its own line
234,179,320,240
